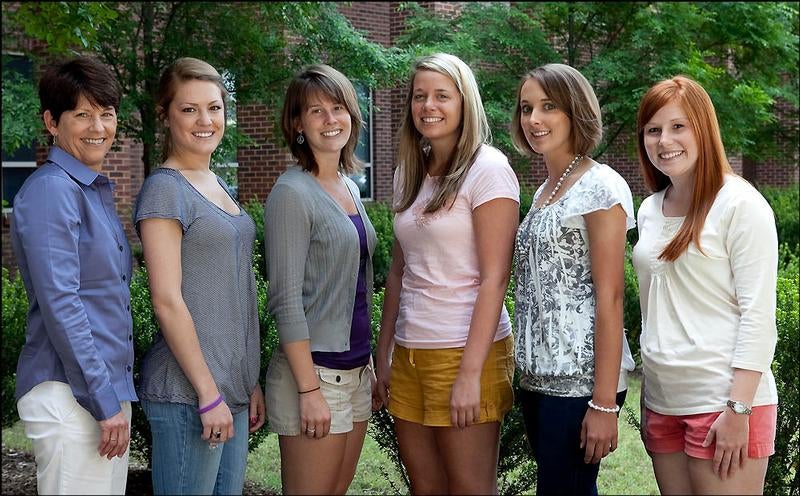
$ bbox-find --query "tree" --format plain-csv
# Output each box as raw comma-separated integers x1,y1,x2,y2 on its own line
395,2,799,168
2,1,412,175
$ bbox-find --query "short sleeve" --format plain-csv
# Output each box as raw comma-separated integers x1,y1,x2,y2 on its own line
465,146,520,209
133,169,190,236
562,164,635,231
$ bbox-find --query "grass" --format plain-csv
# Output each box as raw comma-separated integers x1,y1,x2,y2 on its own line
2,375,658,495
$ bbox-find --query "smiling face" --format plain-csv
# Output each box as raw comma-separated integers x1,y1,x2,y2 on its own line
296,91,352,164
410,69,463,148
518,78,572,157
165,79,225,160
44,93,117,171
643,100,699,183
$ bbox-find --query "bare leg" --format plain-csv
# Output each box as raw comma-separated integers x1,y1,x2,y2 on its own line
688,456,769,495
333,421,369,495
651,452,693,495
394,418,448,495
279,433,347,495
435,421,501,495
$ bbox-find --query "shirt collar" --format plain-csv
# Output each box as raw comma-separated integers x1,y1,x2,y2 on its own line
47,146,103,186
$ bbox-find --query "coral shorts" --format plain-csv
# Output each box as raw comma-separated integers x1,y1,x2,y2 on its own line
387,335,514,426
644,405,777,459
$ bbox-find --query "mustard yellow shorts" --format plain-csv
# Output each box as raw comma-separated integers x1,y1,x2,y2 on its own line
387,335,514,427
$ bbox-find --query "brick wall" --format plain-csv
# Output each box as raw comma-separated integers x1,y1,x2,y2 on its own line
3,1,797,273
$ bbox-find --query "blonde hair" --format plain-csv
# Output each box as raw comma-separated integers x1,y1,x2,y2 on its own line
156,57,229,161
281,64,363,175
394,53,491,213
636,75,732,261
510,63,602,157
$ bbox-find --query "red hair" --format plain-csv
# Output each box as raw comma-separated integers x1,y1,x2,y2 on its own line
636,76,732,261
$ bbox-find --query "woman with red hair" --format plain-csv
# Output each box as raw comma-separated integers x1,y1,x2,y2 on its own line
633,75,778,494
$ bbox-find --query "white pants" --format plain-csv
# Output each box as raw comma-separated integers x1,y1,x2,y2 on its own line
16,381,132,495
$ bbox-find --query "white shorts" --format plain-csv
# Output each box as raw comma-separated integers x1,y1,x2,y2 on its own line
264,351,372,436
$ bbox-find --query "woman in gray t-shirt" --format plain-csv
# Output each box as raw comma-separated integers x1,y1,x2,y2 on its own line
134,57,264,495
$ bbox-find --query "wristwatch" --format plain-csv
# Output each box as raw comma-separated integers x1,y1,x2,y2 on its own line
726,400,753,415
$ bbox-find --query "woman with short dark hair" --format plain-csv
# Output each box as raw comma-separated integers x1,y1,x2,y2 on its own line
12,56,136,495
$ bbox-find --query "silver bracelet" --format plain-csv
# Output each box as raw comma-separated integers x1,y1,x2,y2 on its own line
588,399,620,414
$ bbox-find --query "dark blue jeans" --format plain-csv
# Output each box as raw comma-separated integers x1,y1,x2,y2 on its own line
519,389,627,496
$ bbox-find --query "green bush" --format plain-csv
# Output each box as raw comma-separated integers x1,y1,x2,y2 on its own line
761,185,799,254
364,201,395,289
623,244,642,365
1,267,27,427
242,197,266,281
765,275,800,495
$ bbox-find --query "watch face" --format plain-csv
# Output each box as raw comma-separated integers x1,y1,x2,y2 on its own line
733,403,746,414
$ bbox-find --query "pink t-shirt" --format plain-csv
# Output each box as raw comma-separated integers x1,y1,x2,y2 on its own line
393,145,520,349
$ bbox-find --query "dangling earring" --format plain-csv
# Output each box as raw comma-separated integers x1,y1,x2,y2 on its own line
52,134,59,147
296,133,305,145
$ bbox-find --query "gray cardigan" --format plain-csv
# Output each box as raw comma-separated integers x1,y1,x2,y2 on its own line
264,166,377,352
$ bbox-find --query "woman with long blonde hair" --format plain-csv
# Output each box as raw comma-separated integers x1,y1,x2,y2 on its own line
375,52,520,494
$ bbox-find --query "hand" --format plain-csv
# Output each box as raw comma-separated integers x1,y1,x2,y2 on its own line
199,397,234,445
581,406,619,464
702,409,750,480
450,370,481,428
375,353,391,409
369,367,382,412
98,411,130,459
299,389,331,439
249,384,266,433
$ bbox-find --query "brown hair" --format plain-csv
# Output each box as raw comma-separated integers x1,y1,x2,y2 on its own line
510,63,602,158
280,64,363,175
636,75,732,261
39,56,121,122
156,57,229,161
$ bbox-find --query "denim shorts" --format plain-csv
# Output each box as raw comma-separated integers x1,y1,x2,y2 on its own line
264,350,372,436
141,399,249,495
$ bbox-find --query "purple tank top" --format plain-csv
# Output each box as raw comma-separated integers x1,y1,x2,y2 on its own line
311,213,371,369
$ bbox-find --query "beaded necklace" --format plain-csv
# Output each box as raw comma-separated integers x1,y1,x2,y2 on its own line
541,154,583,207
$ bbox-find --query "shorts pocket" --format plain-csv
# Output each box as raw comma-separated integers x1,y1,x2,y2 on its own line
317,369,352,386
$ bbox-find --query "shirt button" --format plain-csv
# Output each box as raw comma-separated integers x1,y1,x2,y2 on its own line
119,245,123,252
128,335,133,341
127,304,131,311
126,365,132,372
335,375,341,383
122,275,126,281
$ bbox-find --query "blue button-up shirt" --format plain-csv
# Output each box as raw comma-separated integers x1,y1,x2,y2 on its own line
11,147,137,421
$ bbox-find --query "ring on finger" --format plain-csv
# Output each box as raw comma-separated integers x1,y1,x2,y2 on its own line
214,431,222,440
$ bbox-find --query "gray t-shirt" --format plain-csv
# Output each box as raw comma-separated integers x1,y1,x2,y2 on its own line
133,168,260,413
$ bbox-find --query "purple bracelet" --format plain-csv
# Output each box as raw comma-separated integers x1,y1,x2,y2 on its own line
197,394,223,414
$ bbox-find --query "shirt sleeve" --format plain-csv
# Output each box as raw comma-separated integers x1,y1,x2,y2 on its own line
466,150,520,209
725,190,778,373
133,170,190,236
264,181,312,344
13,175,121,420
562,166,636,231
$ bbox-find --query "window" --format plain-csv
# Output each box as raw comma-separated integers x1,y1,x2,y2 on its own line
2,54,37,210
210,70,239,199
350,82,373,200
